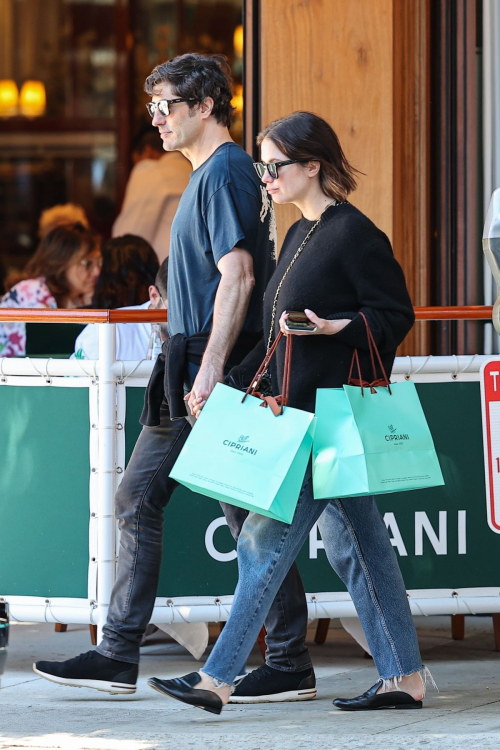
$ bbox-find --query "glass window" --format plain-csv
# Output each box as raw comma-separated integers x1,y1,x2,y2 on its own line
1,0,117,120
0,0,119,272
134,1,243,143
0,0,244,277
0,132,116,270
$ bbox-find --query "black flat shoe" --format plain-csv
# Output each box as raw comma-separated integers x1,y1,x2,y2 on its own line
148,672,223,715
332,680,423,711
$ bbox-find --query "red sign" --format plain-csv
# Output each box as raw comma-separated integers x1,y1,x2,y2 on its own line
480,361,500,533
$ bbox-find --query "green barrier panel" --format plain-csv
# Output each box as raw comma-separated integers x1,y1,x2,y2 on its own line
125,382,500,598
126,382,500,597
378,382,496,590
1,380,495,604
0,386,90,598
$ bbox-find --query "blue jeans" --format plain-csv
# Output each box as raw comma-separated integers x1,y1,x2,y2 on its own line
203,462,423,684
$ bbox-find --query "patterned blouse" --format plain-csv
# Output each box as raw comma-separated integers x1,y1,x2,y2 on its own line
0,278,57,357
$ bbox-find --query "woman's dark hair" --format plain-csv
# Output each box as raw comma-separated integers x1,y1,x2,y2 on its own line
18,223,99,306
144,53,234,129
91,235,159,309
257,112,362,201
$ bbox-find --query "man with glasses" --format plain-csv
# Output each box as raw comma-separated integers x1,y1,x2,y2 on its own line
34,53,316,705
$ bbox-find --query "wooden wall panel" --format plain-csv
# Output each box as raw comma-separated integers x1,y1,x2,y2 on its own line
260,0,394,246
259,0,432,355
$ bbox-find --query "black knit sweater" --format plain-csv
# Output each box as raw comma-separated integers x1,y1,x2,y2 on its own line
228,202,415,413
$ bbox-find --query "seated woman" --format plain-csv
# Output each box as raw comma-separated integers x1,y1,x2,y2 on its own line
72,235,161,361
0,223,100,357
149,112,435,714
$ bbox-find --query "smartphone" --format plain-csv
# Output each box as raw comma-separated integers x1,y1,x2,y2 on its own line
284,311,317,333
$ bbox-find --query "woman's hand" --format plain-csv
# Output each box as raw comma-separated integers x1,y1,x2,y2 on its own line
279,310,351,336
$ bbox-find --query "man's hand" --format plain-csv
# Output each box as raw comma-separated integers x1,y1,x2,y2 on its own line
185,247,255,418
184,360,224,418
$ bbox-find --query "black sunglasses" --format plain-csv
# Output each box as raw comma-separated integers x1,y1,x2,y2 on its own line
253,160,301,180
146,98,197,118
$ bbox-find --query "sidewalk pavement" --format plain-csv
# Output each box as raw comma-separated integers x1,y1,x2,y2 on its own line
1,616,500,750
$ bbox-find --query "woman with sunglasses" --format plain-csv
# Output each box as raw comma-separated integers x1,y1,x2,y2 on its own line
0,222,101,357
149,111,434,714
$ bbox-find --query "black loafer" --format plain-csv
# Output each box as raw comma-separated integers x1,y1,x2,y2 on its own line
332,681,423,711
148,672,223,715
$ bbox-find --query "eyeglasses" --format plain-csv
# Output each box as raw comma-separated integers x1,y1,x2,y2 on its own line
79,258,103,272
146,98,197,118
253,160,301,180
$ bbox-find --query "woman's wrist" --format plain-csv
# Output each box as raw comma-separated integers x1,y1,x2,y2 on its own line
325,318,351,335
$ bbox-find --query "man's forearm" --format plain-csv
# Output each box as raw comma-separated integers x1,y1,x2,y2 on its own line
202,268,254,370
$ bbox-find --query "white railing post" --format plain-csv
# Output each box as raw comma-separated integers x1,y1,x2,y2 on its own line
96,323,117,643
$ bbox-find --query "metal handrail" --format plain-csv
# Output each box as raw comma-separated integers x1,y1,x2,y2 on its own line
414,306,493,320
0,308,168,323
0,306,493,324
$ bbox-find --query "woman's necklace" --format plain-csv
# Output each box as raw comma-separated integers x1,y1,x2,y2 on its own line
266,198,346,353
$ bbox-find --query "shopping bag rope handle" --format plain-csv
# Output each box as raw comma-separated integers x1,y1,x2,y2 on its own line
348,312,392,395
242,331,293,415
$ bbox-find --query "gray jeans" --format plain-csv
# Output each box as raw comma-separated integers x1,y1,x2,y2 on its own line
97,398,311,671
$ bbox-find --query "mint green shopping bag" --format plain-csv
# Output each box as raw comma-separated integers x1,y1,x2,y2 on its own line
313,313,444,499
170,334,315,524
313,382,445,498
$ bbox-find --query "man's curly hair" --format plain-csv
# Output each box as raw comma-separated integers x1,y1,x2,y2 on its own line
144,53,235,129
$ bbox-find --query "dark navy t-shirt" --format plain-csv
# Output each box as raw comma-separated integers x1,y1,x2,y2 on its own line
167,142,277,337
